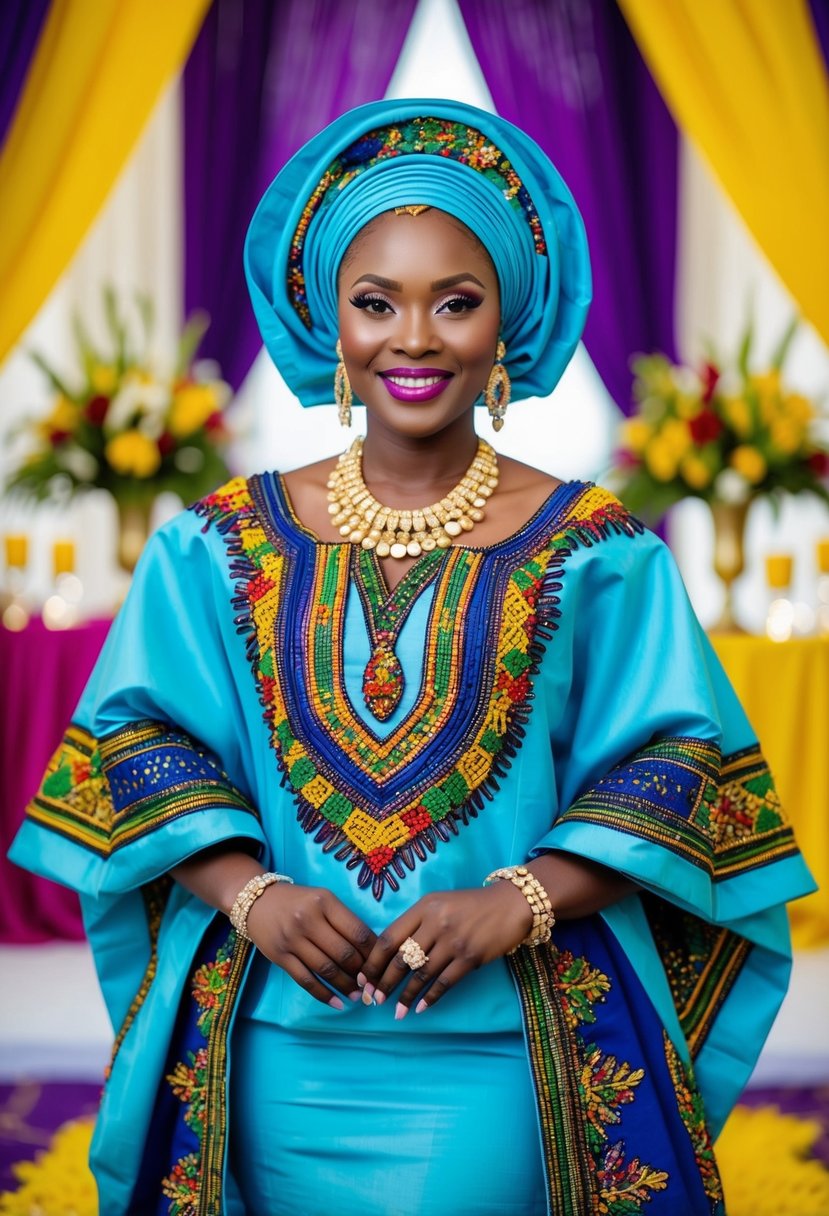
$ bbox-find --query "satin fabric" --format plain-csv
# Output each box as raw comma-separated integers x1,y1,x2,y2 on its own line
9,481,815,1213
244,98,591,406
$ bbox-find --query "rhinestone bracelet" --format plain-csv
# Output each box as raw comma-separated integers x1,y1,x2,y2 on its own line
229,872,294,941
483,865,555,953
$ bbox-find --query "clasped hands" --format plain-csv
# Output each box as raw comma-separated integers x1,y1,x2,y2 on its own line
245,880,534,1020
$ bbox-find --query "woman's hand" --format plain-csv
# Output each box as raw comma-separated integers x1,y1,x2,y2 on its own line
246,882,377,1010
356,882,533,1019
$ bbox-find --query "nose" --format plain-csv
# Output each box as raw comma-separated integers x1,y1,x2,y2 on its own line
391,306,442,358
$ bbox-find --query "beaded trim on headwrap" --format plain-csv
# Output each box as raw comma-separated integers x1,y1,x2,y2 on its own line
288,117,548,328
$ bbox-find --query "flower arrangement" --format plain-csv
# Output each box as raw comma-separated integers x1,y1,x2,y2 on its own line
613,320,829,521
5,289,231,509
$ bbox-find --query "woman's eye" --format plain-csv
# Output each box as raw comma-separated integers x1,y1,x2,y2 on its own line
349,294,393,314
437,294,482,314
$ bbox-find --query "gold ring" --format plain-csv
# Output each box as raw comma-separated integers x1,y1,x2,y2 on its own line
400,937,429,970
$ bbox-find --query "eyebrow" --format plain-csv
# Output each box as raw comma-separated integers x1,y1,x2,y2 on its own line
350,272,487,291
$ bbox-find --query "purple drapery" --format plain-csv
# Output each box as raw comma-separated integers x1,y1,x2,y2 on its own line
183,0,418,392
0,0,51,151
457,0,678,415
808,0,829,73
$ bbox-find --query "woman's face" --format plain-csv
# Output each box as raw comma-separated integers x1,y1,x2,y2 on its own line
337,208,501,440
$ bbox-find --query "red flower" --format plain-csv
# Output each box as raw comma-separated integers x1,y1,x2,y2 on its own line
85,395,110,426
688,409,723,444
48,429,71,446
205,412,225,435
700,361,720,404
157,431,176,456
614,448,640,470
808,451,829,478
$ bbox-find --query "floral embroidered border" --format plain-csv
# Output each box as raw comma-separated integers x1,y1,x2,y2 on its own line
160,926,252,1216
510,944,671,1214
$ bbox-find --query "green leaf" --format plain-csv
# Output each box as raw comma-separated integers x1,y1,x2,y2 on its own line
770,315,799,371
737,314,754,379
29,349,78,400
103,283,129,371
174,311,210,378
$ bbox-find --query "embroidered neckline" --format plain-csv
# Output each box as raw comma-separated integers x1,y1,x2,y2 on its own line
352,546,445,721
194,477,642,898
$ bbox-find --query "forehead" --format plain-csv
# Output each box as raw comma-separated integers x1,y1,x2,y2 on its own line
340,208,496,281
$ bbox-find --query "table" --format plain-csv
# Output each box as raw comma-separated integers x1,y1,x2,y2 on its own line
711,634,829,950
0,618,111,942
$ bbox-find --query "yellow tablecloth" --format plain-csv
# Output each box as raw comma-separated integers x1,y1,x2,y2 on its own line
711,634,829,949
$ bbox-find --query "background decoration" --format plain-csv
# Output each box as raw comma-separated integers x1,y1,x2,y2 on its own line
612,320,828,629
5,290,230,570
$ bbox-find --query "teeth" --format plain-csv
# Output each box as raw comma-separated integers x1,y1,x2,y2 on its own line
386,375,445,387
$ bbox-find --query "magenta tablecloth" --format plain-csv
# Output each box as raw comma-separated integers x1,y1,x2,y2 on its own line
0,618,111,942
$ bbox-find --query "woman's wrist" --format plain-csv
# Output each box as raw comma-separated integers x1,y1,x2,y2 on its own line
483,865,555,952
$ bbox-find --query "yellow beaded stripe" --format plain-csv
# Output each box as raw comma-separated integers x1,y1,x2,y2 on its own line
195,477,640,898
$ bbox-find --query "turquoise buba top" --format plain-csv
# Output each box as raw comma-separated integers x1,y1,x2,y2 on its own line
9,476,814,1215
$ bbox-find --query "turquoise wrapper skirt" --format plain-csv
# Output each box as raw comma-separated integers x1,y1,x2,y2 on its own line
228,1017,548,1215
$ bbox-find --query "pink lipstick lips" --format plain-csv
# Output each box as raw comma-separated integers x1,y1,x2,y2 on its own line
379,368,453,402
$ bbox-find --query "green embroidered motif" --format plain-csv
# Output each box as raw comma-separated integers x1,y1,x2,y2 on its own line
510,946,670,1215
664,1032,724,1204
354,546,444,722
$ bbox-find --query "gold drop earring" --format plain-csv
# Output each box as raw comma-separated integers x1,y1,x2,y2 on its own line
334,339,352,428
485,340,511,432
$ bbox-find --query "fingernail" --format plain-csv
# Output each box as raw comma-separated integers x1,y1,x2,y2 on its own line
357,972,367,988
394,1002,409,1021
361,984,376,1006
415,999,427,1014
328,996,345,1011
374,990,386,1006
348,990,362,1002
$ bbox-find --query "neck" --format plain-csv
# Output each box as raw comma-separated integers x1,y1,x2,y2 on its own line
360,416,481,498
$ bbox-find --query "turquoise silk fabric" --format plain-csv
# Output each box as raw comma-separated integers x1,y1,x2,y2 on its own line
9,477,814,1215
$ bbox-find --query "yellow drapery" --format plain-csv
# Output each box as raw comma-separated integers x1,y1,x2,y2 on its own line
711,634,829,951
0,0,210,365
617,0,829,348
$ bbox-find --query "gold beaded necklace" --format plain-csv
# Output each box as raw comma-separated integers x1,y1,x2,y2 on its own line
326,437,499,559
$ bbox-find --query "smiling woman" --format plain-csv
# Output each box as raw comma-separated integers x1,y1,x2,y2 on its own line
9,99,814,1216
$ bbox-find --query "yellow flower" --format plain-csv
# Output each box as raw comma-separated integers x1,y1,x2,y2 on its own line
620,417,653,454
644,437,680,482
730,445,767,484
44,395,80,434
660,418,693,459
105,429,161,478
783,392,813,424
168,383,219,438
675,393,702,421
750,371,783,423
721,396,753,438
769,417,805,455
680,454,713,489
89,363,118,394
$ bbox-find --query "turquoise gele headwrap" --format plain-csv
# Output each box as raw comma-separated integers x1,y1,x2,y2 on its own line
244,98,591,406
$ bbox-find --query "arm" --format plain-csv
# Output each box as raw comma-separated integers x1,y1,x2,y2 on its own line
357,853,635,1017
171,844,377,1009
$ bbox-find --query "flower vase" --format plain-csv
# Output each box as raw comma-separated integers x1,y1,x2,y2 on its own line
116,498,154,575
710,499,751,633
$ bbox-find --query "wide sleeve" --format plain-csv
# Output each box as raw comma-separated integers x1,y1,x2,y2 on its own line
8,508,268,900
530,527,815,1135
